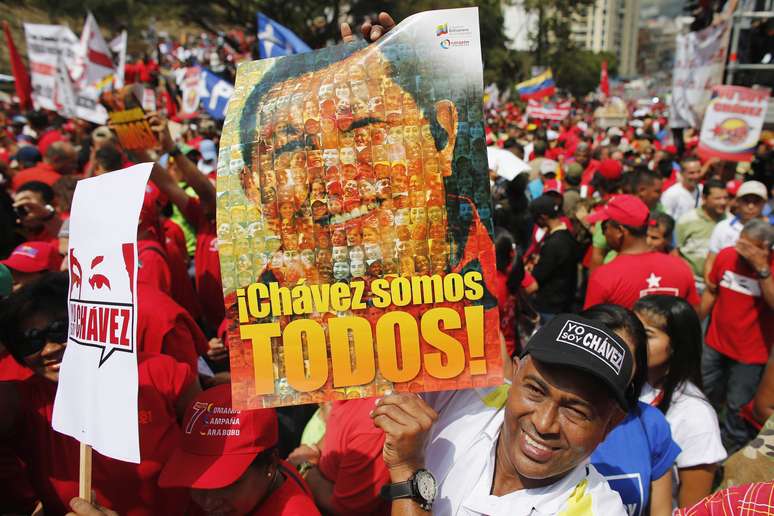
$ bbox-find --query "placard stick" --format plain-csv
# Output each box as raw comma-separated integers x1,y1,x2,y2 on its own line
79,442,93,502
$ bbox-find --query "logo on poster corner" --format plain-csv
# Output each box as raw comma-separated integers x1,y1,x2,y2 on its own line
436,23,448,36
68,243,137,367
711,118,750,145
439,38,470,49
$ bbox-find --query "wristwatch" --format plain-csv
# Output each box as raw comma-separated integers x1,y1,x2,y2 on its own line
757,267,771,279
168,145,182,158
380,469,437,511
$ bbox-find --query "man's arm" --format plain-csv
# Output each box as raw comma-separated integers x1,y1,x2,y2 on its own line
703,252,717,290
677,464,716,509
371,393,438,516
303,466,337,514
650,469,673,516
147,113,215,216
699,287,717,321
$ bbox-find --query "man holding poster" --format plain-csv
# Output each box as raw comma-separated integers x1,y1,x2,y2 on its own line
217,7,502,410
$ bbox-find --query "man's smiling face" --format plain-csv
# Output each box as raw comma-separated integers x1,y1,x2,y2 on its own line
239,45,460,284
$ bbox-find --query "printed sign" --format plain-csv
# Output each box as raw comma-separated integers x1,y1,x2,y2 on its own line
697,85,770,162
24,23,108,124
102,86,159,151
669,20,731,129
217,7,503,409
53,163,152,463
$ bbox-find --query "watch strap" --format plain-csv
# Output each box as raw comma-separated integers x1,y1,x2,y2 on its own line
168,145,182,157
758,267,771,279
380,480,413,501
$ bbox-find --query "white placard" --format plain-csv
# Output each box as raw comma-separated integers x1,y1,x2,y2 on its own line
52,163,152,463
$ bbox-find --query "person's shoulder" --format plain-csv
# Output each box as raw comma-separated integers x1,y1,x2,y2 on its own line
582,464,628,514
669,382,715,416
661,182,681,197
676,208,700,226
715,246,738,264
137,352,179,375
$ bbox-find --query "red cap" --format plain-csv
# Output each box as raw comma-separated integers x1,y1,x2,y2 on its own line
1,242,62,273
158,384,278,489
726,179,742,197
597,159,623,181
664,145,677,155
586,194,650,227
543,178,564,195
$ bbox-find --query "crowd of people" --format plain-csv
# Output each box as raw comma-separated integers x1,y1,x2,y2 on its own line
0,13,772,516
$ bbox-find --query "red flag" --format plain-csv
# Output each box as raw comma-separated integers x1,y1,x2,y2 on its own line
3,21,32,110
600,60,610,98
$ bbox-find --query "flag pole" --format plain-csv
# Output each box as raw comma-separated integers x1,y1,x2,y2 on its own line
79,442,93,502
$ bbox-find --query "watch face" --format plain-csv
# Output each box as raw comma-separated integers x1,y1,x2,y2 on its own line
414,470,437,501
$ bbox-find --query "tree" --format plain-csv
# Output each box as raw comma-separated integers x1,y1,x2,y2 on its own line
521,0,596,66
551,49,617,97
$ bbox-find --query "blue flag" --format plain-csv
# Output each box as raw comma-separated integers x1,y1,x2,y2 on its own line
199,69,234,120
257,13,311,59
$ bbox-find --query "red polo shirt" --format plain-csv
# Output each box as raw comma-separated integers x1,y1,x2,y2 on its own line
162,219,201,320
585,251,699,309
706,247,774,364
182,197,224,330
318,399,390,515
252,461,321,516
138,240,172,294
137,283,207,372
6,354,194,515
11,162,62,191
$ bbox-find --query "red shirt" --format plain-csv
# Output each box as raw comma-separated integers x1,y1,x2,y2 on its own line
580,159,601,186
138,240,172,294
182,197,224,330
318,399,390,515
137,283,207,372
0,349,32,381
11,162,62,190
162,219,201,320
706,247,774,364
584,252,699,309
253,461,321,516
37,129,64,156
7,354,194,515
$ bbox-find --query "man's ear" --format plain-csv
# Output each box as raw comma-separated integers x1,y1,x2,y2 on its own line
510,355,522,383
434,99,458,177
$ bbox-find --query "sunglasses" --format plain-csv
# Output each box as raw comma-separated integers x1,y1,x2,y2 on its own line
19,319,69,357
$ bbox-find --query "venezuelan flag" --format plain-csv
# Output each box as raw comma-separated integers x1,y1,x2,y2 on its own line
516,70,556,101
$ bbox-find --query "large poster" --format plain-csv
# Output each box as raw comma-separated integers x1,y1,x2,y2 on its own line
217,7,503,409
669,19,731,129
698,85,770,162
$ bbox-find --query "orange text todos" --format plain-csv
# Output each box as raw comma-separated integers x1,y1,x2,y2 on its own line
234,271,490,395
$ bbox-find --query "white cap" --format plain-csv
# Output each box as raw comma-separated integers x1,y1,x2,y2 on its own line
546,129,559,141
607,127,623,137
736,180,768,200
540,159,558,176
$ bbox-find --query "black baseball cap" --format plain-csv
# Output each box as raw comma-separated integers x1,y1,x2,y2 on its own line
523,314,634,410
529,195,561,218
